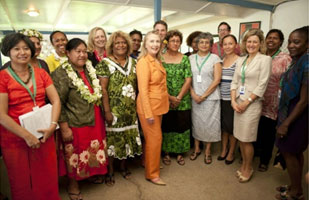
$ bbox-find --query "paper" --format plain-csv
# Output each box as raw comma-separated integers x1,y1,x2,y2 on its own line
19,103,58,139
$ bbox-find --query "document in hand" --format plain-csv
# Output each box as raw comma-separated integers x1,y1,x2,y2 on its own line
19,104,57,139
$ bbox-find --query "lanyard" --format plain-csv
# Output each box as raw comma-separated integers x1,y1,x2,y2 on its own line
195,53,211,74
279,62,294,88
38,61,42,68
217,43,221,58
8,65,37,106
271,49,281,59
241,56,248,85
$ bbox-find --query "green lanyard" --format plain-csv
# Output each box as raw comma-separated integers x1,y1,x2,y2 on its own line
271,49,281,59
279,62,294,88
8,65,37,106
241,56,248,85
38,61,42,68
195,53,211,74
217,43,222,58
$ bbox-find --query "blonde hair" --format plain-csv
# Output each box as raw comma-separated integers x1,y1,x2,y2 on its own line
105,31,132,56
138,31,162,61
240,28,266,54
87,27,107,52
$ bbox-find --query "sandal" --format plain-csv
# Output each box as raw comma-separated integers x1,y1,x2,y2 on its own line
68,191,82,200
120,169,131,180
258,163,268,172
176,155,185,166
204,155,212,164
162,155,171,165
105,173,115,186
190,151,201,160
276,185,291,193
238,170,254,183
89,175,104,184
275,191,304,200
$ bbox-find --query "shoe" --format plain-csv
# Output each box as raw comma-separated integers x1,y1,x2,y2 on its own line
204,155,212,164
235,170,242,178
190,151,201,160
258,164,268,172
238,170,253,183
147,178,166,186
275,191,304,200
276,185,291,193
217,151,228,161
67,191,83,200
225,158,235,165
120,168,131,180
105,173,115,186
162,155,171,165
176,155,185,166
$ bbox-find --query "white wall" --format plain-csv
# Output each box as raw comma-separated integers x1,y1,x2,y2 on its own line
271,0,309,51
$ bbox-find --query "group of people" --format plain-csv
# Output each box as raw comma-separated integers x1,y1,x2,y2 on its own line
0,19,307,200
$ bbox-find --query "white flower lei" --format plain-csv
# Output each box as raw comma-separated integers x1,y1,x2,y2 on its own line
62,60,102,105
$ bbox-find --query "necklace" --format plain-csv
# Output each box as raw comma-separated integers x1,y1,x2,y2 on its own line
62,59,102,105
10,65,32,84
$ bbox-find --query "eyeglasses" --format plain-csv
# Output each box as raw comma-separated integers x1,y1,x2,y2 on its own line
169,40,181,44
218,29,229,32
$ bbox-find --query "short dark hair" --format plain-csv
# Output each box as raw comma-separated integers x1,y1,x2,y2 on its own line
166,30,183,44
1,33,35,58
266,29,284,47
66,38,87,52
292,26,309,43
153,20,168,30
218,22,231,32
129,29,142,39
50,30,67,44
222,34,238,44
186,31,202,47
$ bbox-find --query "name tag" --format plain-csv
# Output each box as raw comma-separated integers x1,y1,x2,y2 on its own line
239,86,245,95
197,75,202,83
33,106,39,111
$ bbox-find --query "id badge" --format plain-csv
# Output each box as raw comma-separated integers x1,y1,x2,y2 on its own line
32,106,39,111
197,75,202,83
278,89,281,99
239,86,245,95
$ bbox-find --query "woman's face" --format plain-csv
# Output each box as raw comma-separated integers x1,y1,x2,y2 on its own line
288,31,308,58
145,33,161,57
52,32,68,56
131,33,142,52
191,37,199,52
246,35,261,55
223,36,237,55
94,29,106,49
266,32,282,52
167,35,181,52
197,38,211,53
29,36,41,58
112,36,128,57
66,43,88,68
10,40,31,66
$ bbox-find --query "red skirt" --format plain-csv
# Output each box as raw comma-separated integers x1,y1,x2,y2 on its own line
58,105,108,180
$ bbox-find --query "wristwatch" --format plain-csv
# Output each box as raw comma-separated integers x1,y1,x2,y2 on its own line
248,97,253,103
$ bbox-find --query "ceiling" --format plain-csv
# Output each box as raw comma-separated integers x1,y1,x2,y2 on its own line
0,0,289,34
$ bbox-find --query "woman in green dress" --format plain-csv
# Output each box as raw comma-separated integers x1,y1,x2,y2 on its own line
96,31,142,185
161,30,192,166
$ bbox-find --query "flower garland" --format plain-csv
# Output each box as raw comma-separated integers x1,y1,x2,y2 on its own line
62,59,102,105
19,29,43,41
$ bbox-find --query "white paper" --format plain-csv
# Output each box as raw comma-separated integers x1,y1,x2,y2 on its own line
19,104,58,139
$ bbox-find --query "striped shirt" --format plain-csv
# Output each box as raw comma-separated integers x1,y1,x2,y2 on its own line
220,62,236,100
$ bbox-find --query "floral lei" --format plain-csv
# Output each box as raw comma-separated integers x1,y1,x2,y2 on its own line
62,59,102,105
19,29,43,41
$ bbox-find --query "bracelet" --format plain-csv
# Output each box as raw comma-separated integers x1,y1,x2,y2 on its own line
51,121,58,126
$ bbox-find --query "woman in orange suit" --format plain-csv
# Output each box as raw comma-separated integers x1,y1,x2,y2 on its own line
136,31,169,186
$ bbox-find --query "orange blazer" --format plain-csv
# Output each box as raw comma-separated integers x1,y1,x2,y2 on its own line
136,54,169,119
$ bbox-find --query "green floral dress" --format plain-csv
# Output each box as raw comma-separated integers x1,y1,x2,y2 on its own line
96,57,142,159
161,55,192,153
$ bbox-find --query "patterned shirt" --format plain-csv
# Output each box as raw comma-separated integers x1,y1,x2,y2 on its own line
262,52,291,120
220,62,236,100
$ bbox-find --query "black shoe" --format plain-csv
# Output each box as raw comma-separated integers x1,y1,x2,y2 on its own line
225,159,234,165
217,151,228,161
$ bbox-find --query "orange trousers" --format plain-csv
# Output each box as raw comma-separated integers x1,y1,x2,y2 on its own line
138,114,162,179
